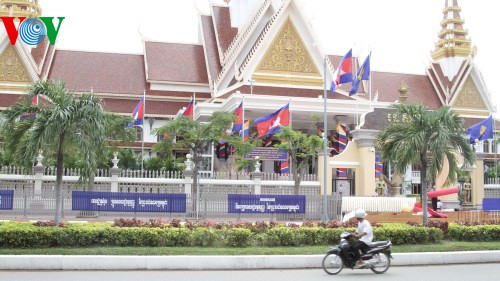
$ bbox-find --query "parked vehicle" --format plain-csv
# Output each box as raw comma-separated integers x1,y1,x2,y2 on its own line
322,232,392,275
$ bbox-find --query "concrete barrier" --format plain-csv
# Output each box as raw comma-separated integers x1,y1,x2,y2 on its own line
0,251,499,270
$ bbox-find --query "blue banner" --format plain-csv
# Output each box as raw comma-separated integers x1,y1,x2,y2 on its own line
0,190,14,210
72,191,186,213
228,194,305,213
483,198,500,211
243,147,289,161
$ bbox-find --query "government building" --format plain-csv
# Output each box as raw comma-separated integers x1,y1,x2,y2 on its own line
0,0,496,210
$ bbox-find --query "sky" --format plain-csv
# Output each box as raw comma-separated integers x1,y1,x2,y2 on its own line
40,0,499,109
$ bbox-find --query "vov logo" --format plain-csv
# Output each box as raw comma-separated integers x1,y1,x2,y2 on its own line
1,17,65,46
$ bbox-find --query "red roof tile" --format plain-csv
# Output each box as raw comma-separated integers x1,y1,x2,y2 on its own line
144,42,208,84
212,6,237,54
48,50,147,95
102,98,189,116
200,15,222,81
372,71,442,109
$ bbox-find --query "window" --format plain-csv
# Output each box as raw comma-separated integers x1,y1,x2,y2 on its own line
135,127,143,142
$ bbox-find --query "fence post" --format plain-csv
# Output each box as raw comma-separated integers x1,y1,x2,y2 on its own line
183,154,193,194
110,153,121,192
31,150,44,209
252,158,263,194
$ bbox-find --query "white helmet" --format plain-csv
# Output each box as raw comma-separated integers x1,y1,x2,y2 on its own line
355,208,367,219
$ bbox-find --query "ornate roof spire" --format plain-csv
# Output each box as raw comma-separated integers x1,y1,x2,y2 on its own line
431,0,474,60
0,0,42,18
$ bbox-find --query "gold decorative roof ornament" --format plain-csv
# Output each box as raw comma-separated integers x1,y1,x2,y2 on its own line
0,0,41,18
431,0,472,60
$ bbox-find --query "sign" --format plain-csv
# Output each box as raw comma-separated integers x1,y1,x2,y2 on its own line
1,17,65,45
243,147,288,161
72,191,186,213
228,194,305,213
0,190,14,210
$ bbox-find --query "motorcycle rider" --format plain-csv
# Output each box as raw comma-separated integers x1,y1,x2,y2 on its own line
351,208,373,268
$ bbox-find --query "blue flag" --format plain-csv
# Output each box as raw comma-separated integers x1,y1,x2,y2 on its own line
467,115,493,144
349,54,371,96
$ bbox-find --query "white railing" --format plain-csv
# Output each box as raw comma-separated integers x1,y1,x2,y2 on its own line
341,196,417,213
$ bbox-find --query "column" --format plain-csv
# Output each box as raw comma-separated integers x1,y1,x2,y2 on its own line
350,129,378,196
110,153,121,192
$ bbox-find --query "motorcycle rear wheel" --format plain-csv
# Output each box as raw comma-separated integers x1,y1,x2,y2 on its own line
370,252,391,274
322,253,343,275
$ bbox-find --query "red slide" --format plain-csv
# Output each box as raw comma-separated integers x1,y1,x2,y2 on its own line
427,187,459,198
427,207,447,218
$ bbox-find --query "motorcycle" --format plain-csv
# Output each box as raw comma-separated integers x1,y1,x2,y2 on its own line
322,232,393,275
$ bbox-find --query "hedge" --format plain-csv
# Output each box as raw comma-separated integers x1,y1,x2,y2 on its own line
449,224,500,241
0,221,448,248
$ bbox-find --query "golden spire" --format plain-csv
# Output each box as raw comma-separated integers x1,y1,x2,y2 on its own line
0,0,41,18
431,0,473,60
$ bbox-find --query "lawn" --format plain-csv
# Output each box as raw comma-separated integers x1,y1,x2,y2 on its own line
1,241,500,255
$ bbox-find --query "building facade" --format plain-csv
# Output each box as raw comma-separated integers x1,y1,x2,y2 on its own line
0,0,496,208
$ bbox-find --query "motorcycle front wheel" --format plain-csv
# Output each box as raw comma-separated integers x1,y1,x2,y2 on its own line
322,253,343,275
370,252,391,274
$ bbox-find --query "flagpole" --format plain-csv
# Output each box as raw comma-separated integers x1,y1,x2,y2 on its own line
242,96,245,142
141,90,145,174
369,51,372,102
193,92,196,120
321,56,329,222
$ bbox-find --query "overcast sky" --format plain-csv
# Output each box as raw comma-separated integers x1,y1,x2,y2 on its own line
40,0,499,109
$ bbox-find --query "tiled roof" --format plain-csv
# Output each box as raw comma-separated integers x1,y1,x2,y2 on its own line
212,6,237,54
372,71,442,109
48,50,147,95
200,15,222,81
102,98,189,116
144,42,209,84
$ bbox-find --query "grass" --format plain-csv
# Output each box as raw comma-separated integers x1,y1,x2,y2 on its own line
1,241,500,255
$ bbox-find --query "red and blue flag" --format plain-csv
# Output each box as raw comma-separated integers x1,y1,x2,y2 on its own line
232,101,243,132
128,97,144,127
255,103,289,138
182,97,194,119
330,49,353,94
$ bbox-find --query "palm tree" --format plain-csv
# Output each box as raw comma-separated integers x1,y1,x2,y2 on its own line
375,104,475,225
1,80,107,225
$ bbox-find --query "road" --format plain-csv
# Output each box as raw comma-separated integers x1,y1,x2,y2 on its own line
0,263,498,281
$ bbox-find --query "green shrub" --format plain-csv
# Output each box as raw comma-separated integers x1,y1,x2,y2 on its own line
224,228,253,247
191,228,217,247
449,224,500,241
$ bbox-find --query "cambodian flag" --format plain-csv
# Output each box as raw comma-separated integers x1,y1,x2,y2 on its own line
337,168,347,178
255,103,290,138
330,49,353,94
182,97,194,119
280,161,289,175
375,153,384,177
337,123,347,152
128,97,144,127
232,101,243,132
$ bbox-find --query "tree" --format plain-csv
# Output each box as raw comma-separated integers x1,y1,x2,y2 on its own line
154,111,235,203
375,104,475,225
0,80,108,225
274,127,323,194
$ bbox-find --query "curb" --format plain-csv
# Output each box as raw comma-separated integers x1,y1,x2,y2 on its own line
0,251,499,270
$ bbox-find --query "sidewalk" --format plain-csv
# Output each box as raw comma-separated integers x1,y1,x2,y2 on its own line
1,251,499,270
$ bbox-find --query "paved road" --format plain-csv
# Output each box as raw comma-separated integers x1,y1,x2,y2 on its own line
1,263,498,281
